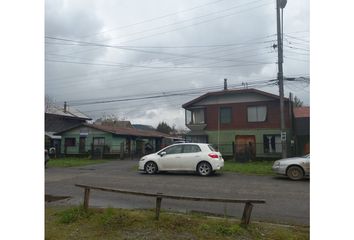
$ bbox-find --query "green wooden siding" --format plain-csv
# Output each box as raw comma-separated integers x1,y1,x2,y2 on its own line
60,127,126,154
206,129,292,157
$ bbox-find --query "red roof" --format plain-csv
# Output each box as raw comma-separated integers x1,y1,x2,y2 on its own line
56,123,170,138
84,124,170,138
293,107,310,118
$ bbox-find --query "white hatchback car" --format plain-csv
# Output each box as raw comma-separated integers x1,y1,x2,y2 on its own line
138,143,224,176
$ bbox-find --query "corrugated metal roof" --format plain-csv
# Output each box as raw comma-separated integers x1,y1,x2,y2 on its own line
56,123,170,138
293,107,310,118
45,132,62,139
46,105,91,120
87,124,169,138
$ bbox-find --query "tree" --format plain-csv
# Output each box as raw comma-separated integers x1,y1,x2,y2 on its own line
294,96,303,107
156,121,172,134
45,95,55,112
94,114,129,127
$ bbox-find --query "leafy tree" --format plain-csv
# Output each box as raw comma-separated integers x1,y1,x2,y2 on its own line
294,96,303,107
94,114,129,127
45,95,55,112
156,121,172,134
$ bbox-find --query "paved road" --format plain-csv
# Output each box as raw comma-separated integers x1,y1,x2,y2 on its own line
45,160,309,226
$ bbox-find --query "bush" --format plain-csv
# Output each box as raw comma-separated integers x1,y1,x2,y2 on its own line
56,205,92,224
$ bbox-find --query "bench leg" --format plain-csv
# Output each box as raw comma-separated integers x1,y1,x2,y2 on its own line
155,196,162,220
241,202,254,225
83,188,91,210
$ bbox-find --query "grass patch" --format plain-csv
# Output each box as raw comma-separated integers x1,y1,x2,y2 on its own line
223,160,275,175
46,206,309,240
46,157,109,168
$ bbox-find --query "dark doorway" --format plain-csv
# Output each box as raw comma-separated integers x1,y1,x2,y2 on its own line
235,135,256,162
79,137,86,153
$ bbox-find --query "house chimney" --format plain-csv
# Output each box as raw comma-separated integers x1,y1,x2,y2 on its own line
64,101,67,113
224,78,228,90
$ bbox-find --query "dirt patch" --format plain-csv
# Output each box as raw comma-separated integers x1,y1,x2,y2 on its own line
45,194,71,202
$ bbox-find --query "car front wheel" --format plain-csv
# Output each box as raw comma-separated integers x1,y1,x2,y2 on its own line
145,161,158,174
286,166,304,180
197,162,212,176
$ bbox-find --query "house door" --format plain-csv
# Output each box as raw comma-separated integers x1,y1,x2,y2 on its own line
79,137,86,153
235,135,256,162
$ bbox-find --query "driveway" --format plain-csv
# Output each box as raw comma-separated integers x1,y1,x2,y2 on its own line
45,160,309,226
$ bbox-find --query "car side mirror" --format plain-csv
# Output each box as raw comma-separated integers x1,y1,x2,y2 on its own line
159,151,166,157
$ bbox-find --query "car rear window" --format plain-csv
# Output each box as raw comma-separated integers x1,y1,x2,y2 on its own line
208,144,216,151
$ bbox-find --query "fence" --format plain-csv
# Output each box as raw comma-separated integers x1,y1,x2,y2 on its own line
210,142,295,160
75,184,266,225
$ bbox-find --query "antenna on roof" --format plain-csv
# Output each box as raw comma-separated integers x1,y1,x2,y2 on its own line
224,78,228,90
64,102,67,113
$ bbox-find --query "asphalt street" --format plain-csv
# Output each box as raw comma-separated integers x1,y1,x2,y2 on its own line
45,160,309,226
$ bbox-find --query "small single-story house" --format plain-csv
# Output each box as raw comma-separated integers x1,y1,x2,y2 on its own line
55,123,170,159
45,103,91,155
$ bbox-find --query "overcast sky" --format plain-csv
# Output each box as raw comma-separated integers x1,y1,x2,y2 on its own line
45,0,309,129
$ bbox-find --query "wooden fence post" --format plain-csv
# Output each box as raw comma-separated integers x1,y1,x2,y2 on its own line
241,202,254,225
83,187,91,210
155,193,163,220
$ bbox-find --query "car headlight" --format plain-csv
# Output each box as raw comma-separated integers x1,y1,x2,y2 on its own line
140,157,146,161
273,161,280,167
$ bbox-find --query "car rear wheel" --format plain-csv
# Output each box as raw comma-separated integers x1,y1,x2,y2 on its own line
145,161,158,174
286,166,304,180
197,162,212,176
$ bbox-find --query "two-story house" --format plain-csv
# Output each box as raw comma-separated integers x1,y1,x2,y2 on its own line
182,88,293,160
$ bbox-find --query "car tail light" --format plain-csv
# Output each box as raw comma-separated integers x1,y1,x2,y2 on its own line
208,153,219,159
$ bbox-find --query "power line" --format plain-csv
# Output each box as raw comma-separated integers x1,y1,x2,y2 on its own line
47,1,273,56
78,0,230,39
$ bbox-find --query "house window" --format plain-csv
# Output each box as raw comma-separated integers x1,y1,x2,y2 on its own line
93,137,105,146
64,138,76,147
185,135,208,143
263,135,282,153
186,109,205,124
220,107,232,124
247,106,267,122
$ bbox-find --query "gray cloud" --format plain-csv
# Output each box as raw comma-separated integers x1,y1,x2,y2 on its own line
45,0,309,129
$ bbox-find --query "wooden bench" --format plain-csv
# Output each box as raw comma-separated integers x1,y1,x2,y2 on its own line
75,184,266,225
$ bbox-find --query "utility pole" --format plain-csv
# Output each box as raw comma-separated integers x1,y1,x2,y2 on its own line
276,0,287,158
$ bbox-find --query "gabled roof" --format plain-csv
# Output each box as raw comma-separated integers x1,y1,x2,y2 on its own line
182,88,288,108
132,124,156,131
293,107,310,118
56,123,170,138
46,105,91,120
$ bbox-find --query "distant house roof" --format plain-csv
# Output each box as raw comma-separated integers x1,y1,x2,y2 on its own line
46,105,91,120
182,88,288,108
293,107,310,118
56,123,170,138
97,120,133,128
132,124,156,131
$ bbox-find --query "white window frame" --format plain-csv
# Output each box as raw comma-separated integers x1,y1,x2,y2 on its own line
247,106,267,122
